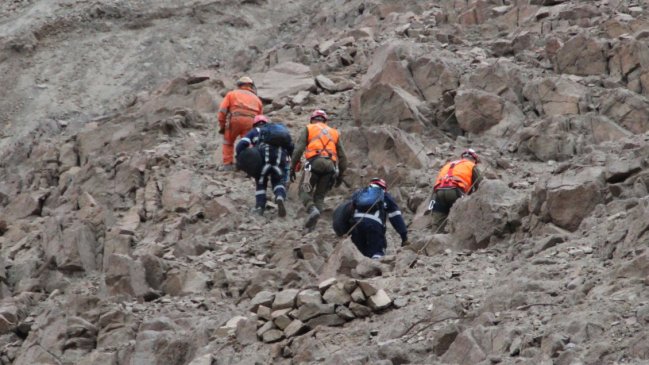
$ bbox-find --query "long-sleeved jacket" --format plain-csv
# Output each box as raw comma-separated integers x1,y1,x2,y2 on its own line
350,190,408,242
217,86,263,128
290,124,347,175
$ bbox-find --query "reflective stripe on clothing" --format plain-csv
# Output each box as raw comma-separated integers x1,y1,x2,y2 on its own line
388,210,402,218
353,211,382,225
255,190,266,196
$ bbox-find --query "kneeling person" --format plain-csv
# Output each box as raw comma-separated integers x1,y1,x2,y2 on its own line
236,115,294,217
349,178,408,259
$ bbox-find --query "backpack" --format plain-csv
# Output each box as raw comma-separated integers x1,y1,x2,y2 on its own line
332,200,354,237
352,186,385,213
259,123,291,148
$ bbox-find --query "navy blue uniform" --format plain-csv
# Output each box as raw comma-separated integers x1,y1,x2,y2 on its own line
236,127,294,210
349,190,408,258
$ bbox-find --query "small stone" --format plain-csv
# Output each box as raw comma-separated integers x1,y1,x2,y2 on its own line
318,278,337,293
370,329,379,336
272,309,292,330
256,321,275,338
343,279,357,293
306,314,346,329
349,302,372,318
257,305,271,321
297,289,322,306
292,302,336,322
357,281,378,297
250,291,275,312
323,283,352,305
262,329,285,343
351,287,366,303
367,289,392,311
335,305,355,321
284,319,308,338
272,289,299,310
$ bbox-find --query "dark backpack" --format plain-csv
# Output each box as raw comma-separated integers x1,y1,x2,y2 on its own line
332,200,354,237
259,123,291,148
352,186,385,213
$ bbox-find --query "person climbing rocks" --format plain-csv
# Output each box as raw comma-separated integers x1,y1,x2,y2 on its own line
236,115,294,217
217,76,263,171
427,148,483,233
290,109,347,230
348,178,408,259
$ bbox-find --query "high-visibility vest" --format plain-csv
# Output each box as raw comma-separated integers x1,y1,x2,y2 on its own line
434,159,475,193
304,123,339,161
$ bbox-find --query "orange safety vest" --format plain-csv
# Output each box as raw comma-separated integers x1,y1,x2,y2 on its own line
434,159,475,193
304,123,339,162
217,88,263,123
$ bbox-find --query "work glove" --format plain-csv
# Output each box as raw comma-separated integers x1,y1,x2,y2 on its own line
334,176,344,187
290,170,297,182
218,126,225,135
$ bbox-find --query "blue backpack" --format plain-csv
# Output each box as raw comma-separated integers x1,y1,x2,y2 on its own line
259,123,291,148
353,186,385,213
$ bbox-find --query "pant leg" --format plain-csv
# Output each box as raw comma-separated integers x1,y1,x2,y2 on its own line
255,176,268,209
312,172,334,212
224,116,253,164
270,172,286,202
351,220,386,258
430,211,448,233
299,172,321,210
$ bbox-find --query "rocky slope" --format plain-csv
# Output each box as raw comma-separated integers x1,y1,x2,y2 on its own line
1,0,649,364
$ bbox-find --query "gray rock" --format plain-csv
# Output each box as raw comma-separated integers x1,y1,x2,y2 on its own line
271,308,292,330
318,278,337,293
323,283,352,306
292,302,336,322
306,314,346,329
335,305,355,321
250,291,275,312
367,289,392,311
297,289,322,306
257,305,272,321
256,321,275,339
315,75,337,93
272,289,299,310
284,319,308,338
349,302,372,318
262,329,285,343
351,287,366,303
357,281,378,297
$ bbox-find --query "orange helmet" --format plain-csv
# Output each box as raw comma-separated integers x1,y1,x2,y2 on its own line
369,178,387,191
253,115,269,127
310,109,328,122
461,148,480,163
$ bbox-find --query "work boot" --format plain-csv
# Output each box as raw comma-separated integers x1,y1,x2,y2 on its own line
304,206,320,229
276,198,286,218
252,206,264,216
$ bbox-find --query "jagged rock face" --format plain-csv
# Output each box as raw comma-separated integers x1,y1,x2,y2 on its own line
2,0,649,364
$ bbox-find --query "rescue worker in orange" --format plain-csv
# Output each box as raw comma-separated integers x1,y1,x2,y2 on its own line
427,149,483,232
290,110,348,230
217,76,263,171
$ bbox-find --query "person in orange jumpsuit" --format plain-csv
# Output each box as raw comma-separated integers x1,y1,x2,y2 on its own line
217,76,263,170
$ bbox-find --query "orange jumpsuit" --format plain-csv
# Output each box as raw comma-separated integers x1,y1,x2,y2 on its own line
217,86,263,165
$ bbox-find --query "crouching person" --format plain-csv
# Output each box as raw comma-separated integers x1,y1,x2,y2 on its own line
236,115,293,217
349,178,408,259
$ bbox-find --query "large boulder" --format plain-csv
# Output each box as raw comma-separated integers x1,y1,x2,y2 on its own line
553,33,608,76
608,39,649,96
530,167,606,231
161,169,204,213
514,115,631,161
447,180,527,250
355,84,428,133
522,77,588,117
253,62,315,102
600,88,649,134
409,54,462,103
342,126,429,171
104,254,156,300
454,89,524,136
462,60,525,104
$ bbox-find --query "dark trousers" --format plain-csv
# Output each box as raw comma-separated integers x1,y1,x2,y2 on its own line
299,157,335,212
350,219,386,258
255,146,287,209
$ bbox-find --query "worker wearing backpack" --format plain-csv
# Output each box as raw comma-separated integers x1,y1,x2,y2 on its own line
236,115,294,217
348,178,408,259
290,110,348,230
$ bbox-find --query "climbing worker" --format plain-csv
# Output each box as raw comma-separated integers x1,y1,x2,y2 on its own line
217,76,263,171
290,109,347,230
348,178,408,259
427,148,483,232
236,115,294,217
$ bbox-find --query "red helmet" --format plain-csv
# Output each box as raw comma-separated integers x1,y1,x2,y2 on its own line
369,178,387,191
461,148,480,163
310,109,328,122
253,114,269,127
